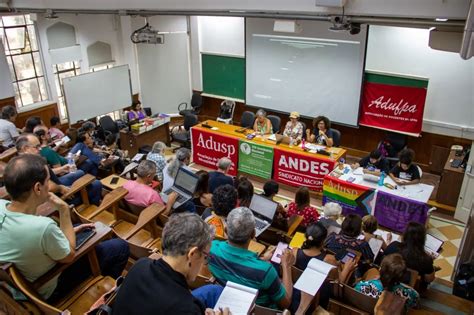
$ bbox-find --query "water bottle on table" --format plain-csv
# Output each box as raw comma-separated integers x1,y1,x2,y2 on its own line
67,153,77,173
378,171,385,186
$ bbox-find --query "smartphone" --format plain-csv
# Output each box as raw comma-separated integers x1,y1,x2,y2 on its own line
110,176,120,185
341,251,356,264
347,177,356,183
271,242,289,264
75,228,96,249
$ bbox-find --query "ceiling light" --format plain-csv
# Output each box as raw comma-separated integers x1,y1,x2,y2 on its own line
435,18,448,22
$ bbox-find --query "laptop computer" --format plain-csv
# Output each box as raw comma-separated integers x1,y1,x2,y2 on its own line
249,195,278,237
274,134,292,145
160,167,199,209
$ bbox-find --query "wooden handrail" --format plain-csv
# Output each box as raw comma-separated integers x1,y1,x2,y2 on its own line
122,203,165,240
61,174,95,200
87,187,128,219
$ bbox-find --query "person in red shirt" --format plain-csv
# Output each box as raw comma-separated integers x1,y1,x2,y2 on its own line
285,186,320,226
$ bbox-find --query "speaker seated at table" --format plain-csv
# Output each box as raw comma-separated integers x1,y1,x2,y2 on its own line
253,109,273,135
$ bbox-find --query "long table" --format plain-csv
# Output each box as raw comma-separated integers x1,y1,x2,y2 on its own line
191,120,346,191
323,165,434,232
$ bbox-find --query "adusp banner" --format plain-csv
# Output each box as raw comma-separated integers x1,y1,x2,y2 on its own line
273,148,335,192
359,72,428,136
323,175,375,217
190,127,239,176
238,140,274,179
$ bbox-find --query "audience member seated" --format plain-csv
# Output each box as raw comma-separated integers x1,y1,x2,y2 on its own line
236,176,254,207
351,149,390,175
162,147,191,192
123,160,166,209
209,207,295,309
102,134,127,173
389,148,421,185
70,131,113,176
384,222,436,289
291,222,355,311
49,116,65,140
318,202,342,229
0,105,19,148
113,213,227,315
0,154,129,301
146,141,167,182
23,116,43,133
202,184,238,238
193,170,213,214
34,125,68,169
324,214,374,262
127,100,147,121
261,180,285,214
253,109,273,135
306,116,334,147
285,186,319,227
282,111,304,143
354,253,419,311
362,215,390,250
208,157,233,194
16,134,102,206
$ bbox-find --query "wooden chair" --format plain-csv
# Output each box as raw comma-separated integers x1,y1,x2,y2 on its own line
0,147,17,163
1,223,116,315
0,265,37,315
61,173,96,206
329,281,378,315
252,305,290,315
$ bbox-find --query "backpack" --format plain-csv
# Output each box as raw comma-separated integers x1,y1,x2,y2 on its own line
219,101,234,120
453,262,474,301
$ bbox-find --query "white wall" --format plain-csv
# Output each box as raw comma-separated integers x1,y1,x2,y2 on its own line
132,15,192,114
0,41,15,100
10,0,471,19
366,25,474,138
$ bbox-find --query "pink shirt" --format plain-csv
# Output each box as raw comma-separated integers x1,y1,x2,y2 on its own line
123,180,164,208
49,127,65,140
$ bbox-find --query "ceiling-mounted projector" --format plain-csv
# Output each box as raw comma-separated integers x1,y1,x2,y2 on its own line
131,22,164,44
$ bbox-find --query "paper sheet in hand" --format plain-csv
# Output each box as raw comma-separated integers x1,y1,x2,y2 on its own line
294,258,336,296
374,229,400,244
368,238,383,260
214,281,258,315
120,162,138,176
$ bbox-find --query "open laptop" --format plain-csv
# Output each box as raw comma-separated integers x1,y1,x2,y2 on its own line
274,134,292,145
249,195,278,237
160,167,199,209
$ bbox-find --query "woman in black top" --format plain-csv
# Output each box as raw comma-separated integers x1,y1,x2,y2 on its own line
384,222,435,289
193,170,213,215
389,148,421,185
306,116,334,147
324,214,374,262
236,177,254,208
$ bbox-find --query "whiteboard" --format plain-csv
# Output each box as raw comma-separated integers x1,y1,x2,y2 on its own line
246,18,367,126
63,65,132,123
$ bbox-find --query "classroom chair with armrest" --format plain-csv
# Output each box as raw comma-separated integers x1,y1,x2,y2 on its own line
252,305,290,315
241,111,256,128
1,223,117,315
378,131,408,168
267,115,281,134
99,116,119,136
171,113,199,150
331,128,342,147
178,92,203,116
216,100,236,124
329,280,378,315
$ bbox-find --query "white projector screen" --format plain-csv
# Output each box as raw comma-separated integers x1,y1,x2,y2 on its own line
246,18,368,126
63,65,132,123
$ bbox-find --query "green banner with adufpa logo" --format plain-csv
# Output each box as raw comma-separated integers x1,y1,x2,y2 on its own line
238,140,274,179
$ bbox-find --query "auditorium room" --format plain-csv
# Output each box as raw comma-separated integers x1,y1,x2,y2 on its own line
0,0,473,314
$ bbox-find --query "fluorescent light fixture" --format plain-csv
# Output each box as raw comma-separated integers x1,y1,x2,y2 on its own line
254,94,272,99
269,38,338,47
253,33,360,45
435,18,448,22
270,78,282,82
280,67,289,70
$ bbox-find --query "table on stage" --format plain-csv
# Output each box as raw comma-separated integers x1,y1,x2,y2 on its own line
190,120,346,192
120,121,171,156
323,165,434,232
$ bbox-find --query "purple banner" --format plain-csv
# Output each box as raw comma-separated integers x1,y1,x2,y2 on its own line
374,191,429,233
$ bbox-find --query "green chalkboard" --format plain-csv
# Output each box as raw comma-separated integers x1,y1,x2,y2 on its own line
202,54,245,100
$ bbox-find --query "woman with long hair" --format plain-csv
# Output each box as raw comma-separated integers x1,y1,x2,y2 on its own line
193,170,213,215
285,186,319,227
384,222,436,288
236,177,254,208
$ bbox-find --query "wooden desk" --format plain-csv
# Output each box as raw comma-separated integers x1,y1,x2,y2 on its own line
437,150,465,206
120,122,170,156
101,174,128,191
191,120,346,192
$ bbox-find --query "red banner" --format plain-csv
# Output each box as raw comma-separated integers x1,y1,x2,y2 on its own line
359,82,427,136
190,127,239,176
273,148,336,192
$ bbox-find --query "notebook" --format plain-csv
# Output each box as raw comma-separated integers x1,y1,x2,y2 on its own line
294,258,337,296
214,281,258,315
289,232,306,249
373,229,401,244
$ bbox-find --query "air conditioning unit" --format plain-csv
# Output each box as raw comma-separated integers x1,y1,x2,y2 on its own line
273,20,302,33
